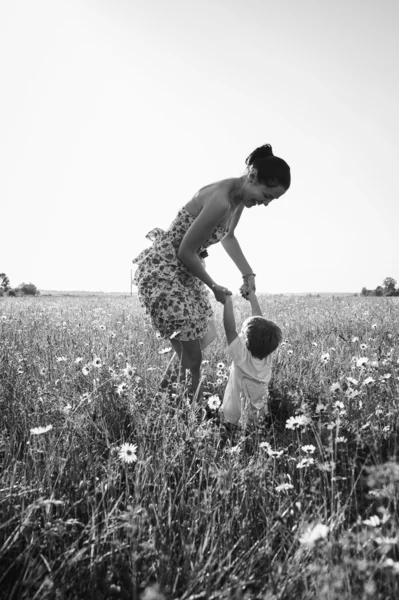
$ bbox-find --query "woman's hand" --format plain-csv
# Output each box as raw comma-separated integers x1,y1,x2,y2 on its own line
212,284,232,304
241,274,256,298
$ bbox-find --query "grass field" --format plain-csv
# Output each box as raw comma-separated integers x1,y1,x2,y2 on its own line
1,294,399,600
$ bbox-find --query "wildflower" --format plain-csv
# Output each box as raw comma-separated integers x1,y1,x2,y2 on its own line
381,373,391,380
260,442,284,458
383,559,399,573
356,357,368,368
207,395,221,410
122,363,135,378
312,342,318,347
330,382,340,393
363,515,382,527
362,376,375,386
276,483,294,492
285,415,312,430
315,403,326,413
99,324,106,330
92,356,102,368
352,336,359,343
40,368,46,376
1,315,7,320
109,367,117,377
118,443,137,464
329,347,336,352
56,356,67,362
302,444,316,454
117,383,128,396
75,357,83,364
299,523,329,548
81,392,91,403
320,352,330,364
229,445,241,454
82,365,90,376
360,343,367,351
372,323,377,329
287,349,294,355
202,360,209,365
155,332,162,339
30,425,53,435
63,404,72,414
336,437,347,443
345,388,360,400
297,457,315,469
346,376,358,385
334,400,345,410
217,362,225,369
158,347,172,355
216,370,224,377
110,332,116,339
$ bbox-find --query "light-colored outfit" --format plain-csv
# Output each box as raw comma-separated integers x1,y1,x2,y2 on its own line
222,334,273,425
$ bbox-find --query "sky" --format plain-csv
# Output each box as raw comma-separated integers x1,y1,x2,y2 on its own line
1,0,398,294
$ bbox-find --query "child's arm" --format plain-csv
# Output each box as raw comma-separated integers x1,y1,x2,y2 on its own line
223,296,238,345
247,290,263,317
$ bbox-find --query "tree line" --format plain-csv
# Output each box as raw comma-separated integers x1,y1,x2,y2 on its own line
361,276,399,297
0,273,39,297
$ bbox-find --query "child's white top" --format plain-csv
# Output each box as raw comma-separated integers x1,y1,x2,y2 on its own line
222,333,273,425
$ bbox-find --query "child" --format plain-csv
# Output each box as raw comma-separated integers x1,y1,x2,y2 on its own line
221,290,282,426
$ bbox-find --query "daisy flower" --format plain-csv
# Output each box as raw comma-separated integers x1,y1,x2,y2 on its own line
330,382,340,393
302,444,316,454
286,415,312,430
297,457,315,469
123,364,135,378
82,365,91,376
117,383,128,396
92,356,102,368
217,362,225,369
158,347,172,355
30,425,53,435
118,443,138,464
299,523,329,547
320,353,330,364
356,357,368,368
276,483,294,492
75,357,83,364
207,395,221,410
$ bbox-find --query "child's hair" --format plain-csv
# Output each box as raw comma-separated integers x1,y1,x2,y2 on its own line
242,316,282,359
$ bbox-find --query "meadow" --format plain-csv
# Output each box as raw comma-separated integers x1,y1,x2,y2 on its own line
0,294,399,600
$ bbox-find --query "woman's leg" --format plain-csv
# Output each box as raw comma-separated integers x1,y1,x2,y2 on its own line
170,338,203,401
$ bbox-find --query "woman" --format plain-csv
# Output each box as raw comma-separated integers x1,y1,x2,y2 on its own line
132,144,291,400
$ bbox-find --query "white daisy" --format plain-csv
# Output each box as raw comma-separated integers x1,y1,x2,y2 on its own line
30,425,53,435
118,443,137,464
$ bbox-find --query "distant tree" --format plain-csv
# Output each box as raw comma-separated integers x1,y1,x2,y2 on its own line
375,286,383,297
0,273,10,292
361,287,369,296
383,277,397,294
18,283,39,296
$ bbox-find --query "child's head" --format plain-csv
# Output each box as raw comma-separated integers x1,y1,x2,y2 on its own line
241,316,282,359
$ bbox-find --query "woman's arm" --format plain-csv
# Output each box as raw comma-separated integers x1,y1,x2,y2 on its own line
177,193,232,301
220,204,255,275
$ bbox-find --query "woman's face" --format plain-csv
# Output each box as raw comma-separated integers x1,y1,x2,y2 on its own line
242,178,286,208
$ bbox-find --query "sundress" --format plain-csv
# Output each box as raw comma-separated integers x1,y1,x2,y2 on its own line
132,206,227,341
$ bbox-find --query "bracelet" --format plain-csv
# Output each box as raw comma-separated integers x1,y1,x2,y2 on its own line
242,273,256,278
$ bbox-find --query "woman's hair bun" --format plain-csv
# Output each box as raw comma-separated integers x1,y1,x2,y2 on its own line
245,144,274,167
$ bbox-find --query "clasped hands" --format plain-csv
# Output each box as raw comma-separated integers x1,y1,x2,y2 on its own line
212,274,256,304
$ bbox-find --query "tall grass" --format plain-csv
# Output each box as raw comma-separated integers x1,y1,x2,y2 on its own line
0,295,398,599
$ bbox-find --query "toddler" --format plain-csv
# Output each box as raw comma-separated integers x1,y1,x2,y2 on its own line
221,291,282,426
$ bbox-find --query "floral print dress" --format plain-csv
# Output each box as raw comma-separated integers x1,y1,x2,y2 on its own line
132,206,227,341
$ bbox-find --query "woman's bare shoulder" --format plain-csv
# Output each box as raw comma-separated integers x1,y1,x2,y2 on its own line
184,179,234,217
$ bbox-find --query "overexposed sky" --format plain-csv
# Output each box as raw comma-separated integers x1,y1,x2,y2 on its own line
1,0,398,294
